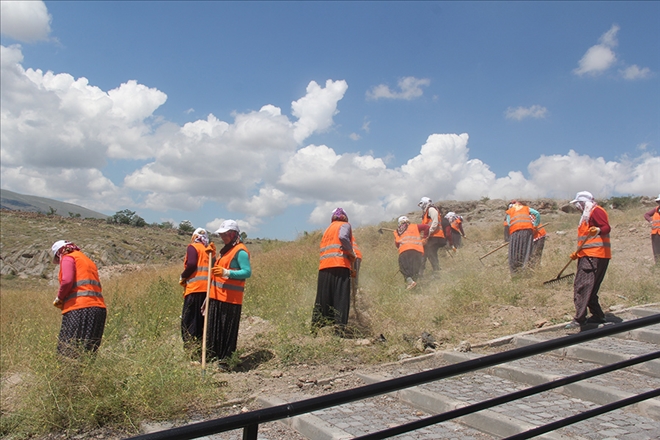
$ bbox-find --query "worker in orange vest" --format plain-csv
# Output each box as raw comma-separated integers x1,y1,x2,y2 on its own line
51,240,106,358
418,197,447,277
312,208,356,336
179,227,216,361
643,194,660,265
393,216,430,290
208,220,252,363
643,194,660,264
505,200,534,274
445,211,466,249
565,191,612,330
529,208,546,268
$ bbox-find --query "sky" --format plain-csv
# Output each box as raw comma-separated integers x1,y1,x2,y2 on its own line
1,1,659,240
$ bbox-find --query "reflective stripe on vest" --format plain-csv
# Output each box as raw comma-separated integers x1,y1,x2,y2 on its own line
394,224,424,254
577,206,611,259
184,242,213,296
422,208,445,238
319,221,352,270
59,251,105,314
652,211,660,235
507,205,533,233
211,243,249,305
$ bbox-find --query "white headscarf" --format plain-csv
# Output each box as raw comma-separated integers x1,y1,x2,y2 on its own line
445,211,457,222
192,227,209,246
570,191,595,225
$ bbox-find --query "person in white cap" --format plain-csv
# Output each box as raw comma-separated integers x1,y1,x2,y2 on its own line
205,220,251,365
565,191,612,330
179,228,216,361
312,208,356,336
418,197,448,277
643,194,660,264
393,216,430,290
50,240,106,358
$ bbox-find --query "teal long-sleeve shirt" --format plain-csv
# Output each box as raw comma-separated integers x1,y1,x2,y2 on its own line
226,249,251,280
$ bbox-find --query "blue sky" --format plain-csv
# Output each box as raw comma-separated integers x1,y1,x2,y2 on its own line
1,1,658,240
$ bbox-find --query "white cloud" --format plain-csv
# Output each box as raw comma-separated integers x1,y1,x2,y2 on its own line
366,76,430,100
1,1,51,42
349,133,361,141
2,44,658,235
574,25,619,76
292,79,348,144
505,105,548,121
620,65,652,80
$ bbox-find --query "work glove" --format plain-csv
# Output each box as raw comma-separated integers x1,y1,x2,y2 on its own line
53,298,64,309
570,252,579,260
213,266,230,278
347,252,357,263
422,238,429,245
350,269,357,278
588,226,600,237
178,277,186,286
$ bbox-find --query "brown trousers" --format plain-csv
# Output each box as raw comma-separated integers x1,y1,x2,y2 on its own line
573,256,609,323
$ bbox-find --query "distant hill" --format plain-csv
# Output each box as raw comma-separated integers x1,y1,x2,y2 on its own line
0,189,108,220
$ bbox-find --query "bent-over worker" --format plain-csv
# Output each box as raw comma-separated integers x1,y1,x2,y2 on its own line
51,240,106,358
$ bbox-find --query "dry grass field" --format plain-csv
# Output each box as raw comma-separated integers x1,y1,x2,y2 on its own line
1,197,658,438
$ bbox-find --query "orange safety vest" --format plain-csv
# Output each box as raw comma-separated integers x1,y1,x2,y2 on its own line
533,225,547,241
577,206,611,259
183,242,214,296
211,243,249,305
450,217,462,232
394,224,424,254
422,207,445,238
59,250,105,315
652,209,660,236
506,205,534,234
319,221,353,270
351,235,362,260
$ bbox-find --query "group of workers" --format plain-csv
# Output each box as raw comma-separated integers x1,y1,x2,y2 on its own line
50,219,251,365
50,192,659,362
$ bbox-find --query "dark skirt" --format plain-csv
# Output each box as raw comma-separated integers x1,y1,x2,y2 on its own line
399,250,424,281
181,291,206,359
508,229,533,273
312,267,351,329
451,230,463,248
58,307,106,358
205,298,242,361
652,234,660,264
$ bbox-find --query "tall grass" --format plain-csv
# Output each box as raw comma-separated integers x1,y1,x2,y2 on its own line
1,269,225,438
2,206,658,437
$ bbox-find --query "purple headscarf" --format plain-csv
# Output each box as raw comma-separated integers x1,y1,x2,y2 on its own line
331,207,348,222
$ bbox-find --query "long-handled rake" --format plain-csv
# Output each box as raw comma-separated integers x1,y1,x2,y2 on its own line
201,247,214,377
478,241,509,264
543,239,587,286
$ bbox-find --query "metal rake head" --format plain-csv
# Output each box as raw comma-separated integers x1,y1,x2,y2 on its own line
543,272,575,286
